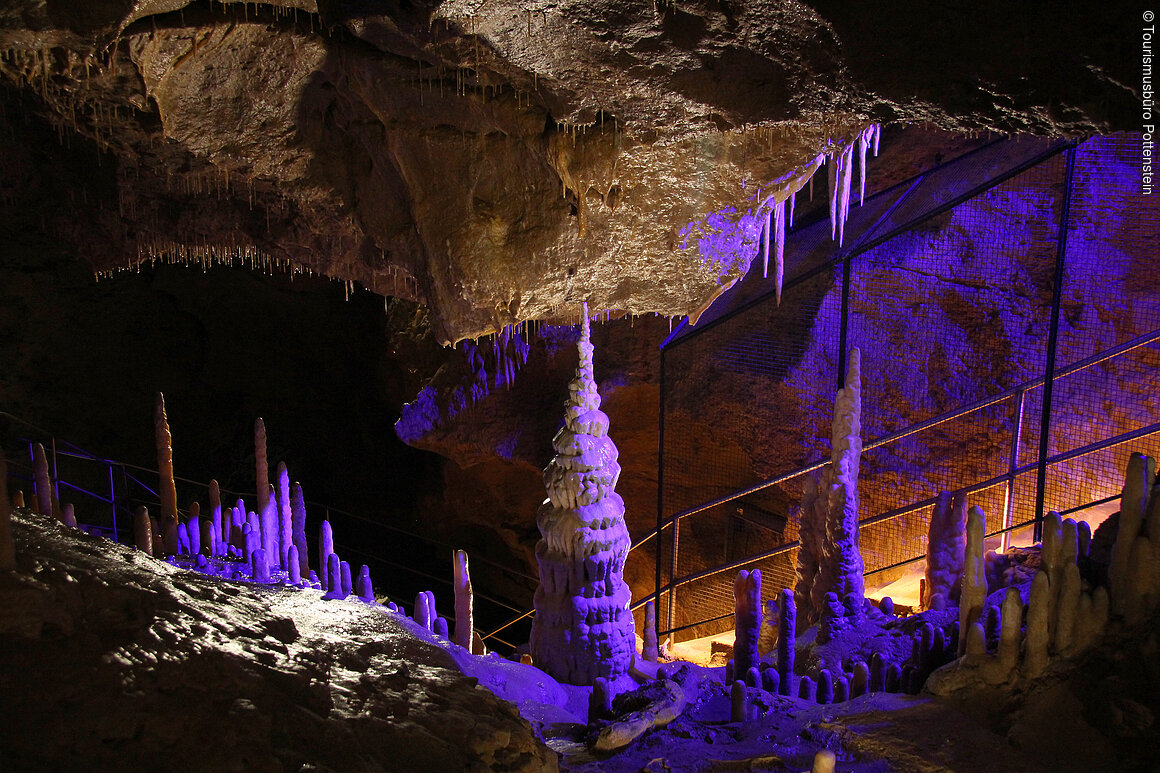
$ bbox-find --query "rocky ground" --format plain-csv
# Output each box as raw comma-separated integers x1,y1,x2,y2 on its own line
2,507,1156,772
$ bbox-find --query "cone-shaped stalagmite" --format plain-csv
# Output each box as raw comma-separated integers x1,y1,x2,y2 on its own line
155,393,179,529
0,450,14,570
32,443,57,520
777,589,796,696
61,503,77,529
733,569,761,682
530,303,635,688
255,418,270,512
452,550,474,650
357,565,374,603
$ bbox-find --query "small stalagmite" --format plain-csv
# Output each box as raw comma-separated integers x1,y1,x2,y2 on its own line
529,302,635,689
1023,570,1051,678
61,503,77,529
155,393,179,528
1110,453,1153,613
642,600,659,663
356,565,374,603
133,506,153,556
777,588,796,696
187,503,201,556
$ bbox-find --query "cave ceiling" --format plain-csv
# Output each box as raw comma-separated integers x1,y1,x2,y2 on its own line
0,0,1135,344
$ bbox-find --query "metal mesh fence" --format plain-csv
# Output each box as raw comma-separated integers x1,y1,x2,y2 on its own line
656,134,1160,640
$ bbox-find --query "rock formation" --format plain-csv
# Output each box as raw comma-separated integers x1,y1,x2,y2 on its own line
732,569,762,682
155,393,179,529
530,303,635,688
923,491,967,610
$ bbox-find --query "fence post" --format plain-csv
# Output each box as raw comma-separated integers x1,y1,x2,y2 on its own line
1033,145,1077,542
1002,388,1026,553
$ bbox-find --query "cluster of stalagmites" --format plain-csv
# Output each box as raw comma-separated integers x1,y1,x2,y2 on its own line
1,393,486,656
530,302,636,688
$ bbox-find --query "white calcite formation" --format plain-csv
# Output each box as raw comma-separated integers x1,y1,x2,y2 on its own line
530,303,635,688
923,491,967,611
795,349,865,632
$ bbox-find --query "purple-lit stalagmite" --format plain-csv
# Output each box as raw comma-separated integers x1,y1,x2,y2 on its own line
530,302,635,688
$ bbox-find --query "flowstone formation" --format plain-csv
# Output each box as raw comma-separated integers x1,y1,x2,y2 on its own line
530,303,635,688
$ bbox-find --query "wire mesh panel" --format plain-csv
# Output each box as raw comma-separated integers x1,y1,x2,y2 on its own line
657,135,1159,641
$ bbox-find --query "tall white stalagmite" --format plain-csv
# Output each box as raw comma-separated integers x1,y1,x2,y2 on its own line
530,302,635,688
814,348,864,615
32,442,56,520
277,463,292,569
958,505,987,657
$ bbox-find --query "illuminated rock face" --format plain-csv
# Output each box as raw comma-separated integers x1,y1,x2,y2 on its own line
530,303,635,687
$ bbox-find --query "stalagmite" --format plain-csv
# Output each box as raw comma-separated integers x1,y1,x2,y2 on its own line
1074,586,1109,651
452,549,473,650
32,443,56,519
958,505,987,657
209,480,223,557
155,393,178,528
133,506,153,556
356,565,374,603
963,622,986,666
812,749,836,773
161,514,179,556
1053,563,1080,654
277,464,292,568
816,669,833,704
777,588,795,696
177,522,189,554
811,349,864,620
1023,570,1050,678
834,674,849,703
291,482,309,575
340,561,353,597
797,675,814,701
61,503,77,529
642,600,659,662
733,569,761,682
260,486,279,569
200,517,214,558
530,302,635,689
730,680,748,722
12,491,23,508
415,590,432,630
252,548,270,582
1077,521,1092,559
1123,536,1156,625
923,491,967,610
187,504,201,556
794,474,824,628
254,418,269,511
851,661,869,698
287,545,302,585
243,525,259,566
323,553,343,600
1110,453,1153,613
0,451,15,570
319,520,334,591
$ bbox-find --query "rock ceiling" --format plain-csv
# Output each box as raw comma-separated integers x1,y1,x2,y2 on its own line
0,0,1134,343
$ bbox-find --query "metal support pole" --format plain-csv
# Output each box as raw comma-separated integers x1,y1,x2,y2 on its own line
1034,145,1076,542
655,344,666,636
1002,388,1026,552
